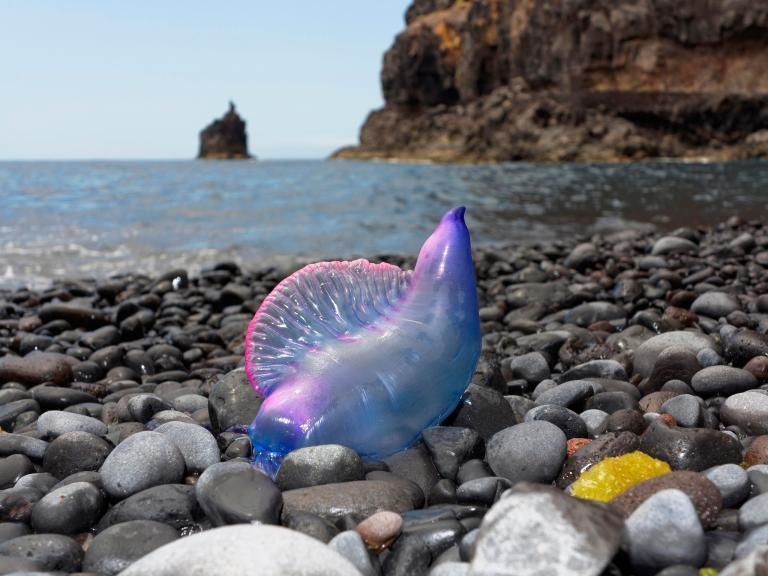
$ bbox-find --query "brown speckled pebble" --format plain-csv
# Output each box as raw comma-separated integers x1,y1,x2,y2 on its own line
745,356,768,382
354,510,403,551
610,470,722,529
744,435,768,468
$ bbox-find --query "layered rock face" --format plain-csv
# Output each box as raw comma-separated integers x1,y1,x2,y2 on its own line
198,102,251,160
335,0,768,162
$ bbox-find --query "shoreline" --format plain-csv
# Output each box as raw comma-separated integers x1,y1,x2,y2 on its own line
0,217,766,573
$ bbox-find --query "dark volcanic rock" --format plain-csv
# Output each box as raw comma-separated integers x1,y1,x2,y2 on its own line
198,102,251,160
0,351,73,387
84,520,179,576
639,420,741,471
334,0,768,163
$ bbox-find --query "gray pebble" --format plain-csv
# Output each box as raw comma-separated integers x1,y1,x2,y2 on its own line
691,366,758,397
37,410,107,437
691,292,741,319
721,391,768,435
100,431,185,499
154,421,219,473
624,489,706,573
275,444,363,491
31,481,105,534
84,520,179,576
660,394,703,428
703,464,750,509
739,492,768,531
486,421,566,484
507,352,550,385
328,530,376,576
580,409,609,438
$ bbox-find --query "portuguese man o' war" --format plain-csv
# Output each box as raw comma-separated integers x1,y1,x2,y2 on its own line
245,207,481,475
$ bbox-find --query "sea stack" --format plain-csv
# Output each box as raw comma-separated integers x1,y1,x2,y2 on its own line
198,102,251,159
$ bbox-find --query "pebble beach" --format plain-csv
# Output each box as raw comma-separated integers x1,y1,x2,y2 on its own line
0,216,767,575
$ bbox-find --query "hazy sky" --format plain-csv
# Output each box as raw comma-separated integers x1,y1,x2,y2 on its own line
0,1,411,159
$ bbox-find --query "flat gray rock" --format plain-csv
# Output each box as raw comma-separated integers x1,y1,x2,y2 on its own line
471,483,624,575
721,391,768,435
275,444,363,491
119,524,362,576
37,410,107,437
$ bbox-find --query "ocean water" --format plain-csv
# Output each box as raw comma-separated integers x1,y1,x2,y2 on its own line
0,159,766,288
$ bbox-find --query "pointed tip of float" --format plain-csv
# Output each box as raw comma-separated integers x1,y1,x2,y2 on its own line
441,206,467,224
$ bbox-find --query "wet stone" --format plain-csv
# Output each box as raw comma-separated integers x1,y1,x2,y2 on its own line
579,409,609,438
0,454,34,489
720,391,768,435
84,520,179,576
486,421,567,485
30,481,105,534
207,368,263,433
633,332,716,378
0,399,40,429
42,431,112,478
0,351,74,387
32,385,99,409
446,384,516,441
275,444,364,491
355,510,403,551
422,427,483,481
506,352,550,385
724,329,768,367
691,366,758,397
535,379,598,409
640,420,741,471
0,486,43,523
0,533,84,572
660,394,704,428
691,291,741,319
282,511,340,544
524,404,587,439
556,431,640,488
0,433,48,460
96,483,202,532
196,461,282,526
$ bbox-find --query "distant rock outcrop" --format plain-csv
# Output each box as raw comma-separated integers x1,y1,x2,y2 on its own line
335,0,768,163
198,102,251,160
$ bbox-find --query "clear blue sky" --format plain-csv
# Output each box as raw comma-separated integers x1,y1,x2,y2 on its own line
0,1,411,159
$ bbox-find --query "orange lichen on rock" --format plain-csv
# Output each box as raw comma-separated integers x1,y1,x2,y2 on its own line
567,438,592,457
571,451,671,502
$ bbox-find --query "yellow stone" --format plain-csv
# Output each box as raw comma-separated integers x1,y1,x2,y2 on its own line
699,568,718,576
571,451,671,502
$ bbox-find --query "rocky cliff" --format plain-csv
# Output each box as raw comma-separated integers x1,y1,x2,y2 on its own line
335,0,768,162
198,102,251,160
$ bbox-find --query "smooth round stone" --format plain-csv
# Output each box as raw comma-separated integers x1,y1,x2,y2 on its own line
207,368,264,433
96,484,201,532
0,522,30,544
624,489,706,573
275,444,364,491
660,394,703,428
524,404,587,439
84,520,179,576
172,393,208,414
507,352,550,384
534,380,599,408
639,420,741,471
456,477,512,506
725,330,768,367
691,366,758,396
734,524,768,559
43,431,111,479
579,409,609,438
100,431,185,499
486,421,567,484
80,325,121,349
124,394,173,423
51,470,103,491
634,331,717,378
446,384,516,441
196,461,282,526
697,347,724,368
36,410,107,437
282,480,416,523
739,492,768,532
0,351,74,387
31,481,105,534
153,421,219,473
721,391,768,435
703,464,750,509
651,236,697,255
119,524,361,576
0,533,84,572
328,530,376,576
383,444,440,497
471,483,623,576
355,510,403,550
0,486,43,523
0,433,49,460
691,292,741,319
745,356,768,381
422,427,483,481
0,454,34,489
31,385,98,409
0,398,41,429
